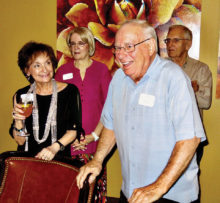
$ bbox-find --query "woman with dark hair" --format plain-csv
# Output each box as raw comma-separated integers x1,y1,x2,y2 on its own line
10,41,83,160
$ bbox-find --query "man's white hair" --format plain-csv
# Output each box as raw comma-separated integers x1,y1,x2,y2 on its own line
119,19,158,52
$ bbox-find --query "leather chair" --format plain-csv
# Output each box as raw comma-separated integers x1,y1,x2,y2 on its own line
0,151,95,203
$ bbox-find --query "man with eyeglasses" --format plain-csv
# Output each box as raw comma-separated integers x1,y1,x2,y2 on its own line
77,20,205,203
165,25,212,166
165,25,212,119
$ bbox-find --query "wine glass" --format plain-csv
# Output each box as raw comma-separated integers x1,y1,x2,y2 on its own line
19,93,33,136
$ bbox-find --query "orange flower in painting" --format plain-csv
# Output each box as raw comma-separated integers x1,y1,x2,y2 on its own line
57,0,202,71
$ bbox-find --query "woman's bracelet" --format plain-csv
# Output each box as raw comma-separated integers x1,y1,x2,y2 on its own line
91,132,99,141
13,126,25,136
13,126,23,132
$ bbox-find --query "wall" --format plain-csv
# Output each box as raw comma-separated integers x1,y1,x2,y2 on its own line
0,0,57,152
0,0,219,202
199,0,220,202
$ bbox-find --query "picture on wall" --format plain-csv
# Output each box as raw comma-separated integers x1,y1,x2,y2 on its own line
216,32,220,99
57,0,202,73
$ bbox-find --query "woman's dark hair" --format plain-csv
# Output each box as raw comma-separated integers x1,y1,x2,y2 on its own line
18,41,58,83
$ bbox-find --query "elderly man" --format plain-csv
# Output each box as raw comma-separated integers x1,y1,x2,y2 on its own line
77,20,205,203
165,25,212,118
165,25,212,165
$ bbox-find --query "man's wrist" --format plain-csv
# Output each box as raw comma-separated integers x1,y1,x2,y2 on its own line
92,157,103,167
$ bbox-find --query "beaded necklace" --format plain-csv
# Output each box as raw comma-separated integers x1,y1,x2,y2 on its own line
28,79,57,145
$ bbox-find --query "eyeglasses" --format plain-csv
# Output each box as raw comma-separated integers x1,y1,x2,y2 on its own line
69,41,87,47
112,38,151,54
164,38,190,44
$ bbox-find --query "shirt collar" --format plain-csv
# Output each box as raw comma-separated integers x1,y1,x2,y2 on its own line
182,56,190,69
141,54,163,82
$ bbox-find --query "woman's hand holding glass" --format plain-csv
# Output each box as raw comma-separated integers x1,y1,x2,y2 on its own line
12,94,33,137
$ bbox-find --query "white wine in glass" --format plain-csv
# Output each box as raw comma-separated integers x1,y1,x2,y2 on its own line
20,102,33,117
19,94,33,136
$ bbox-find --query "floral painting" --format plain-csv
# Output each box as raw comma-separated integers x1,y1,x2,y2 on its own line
216,32,220,99
57,0,202,73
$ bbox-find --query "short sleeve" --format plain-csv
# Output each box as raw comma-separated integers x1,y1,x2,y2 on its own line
101,81,114,130
168,73,205,141
101,66,112,103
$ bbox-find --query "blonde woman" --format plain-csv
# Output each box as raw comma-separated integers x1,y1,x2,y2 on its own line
55,27,111,202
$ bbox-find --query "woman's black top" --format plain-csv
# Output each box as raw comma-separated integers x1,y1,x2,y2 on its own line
9,84,83,157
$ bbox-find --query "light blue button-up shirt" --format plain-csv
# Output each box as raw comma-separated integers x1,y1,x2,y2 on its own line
101,55,206,203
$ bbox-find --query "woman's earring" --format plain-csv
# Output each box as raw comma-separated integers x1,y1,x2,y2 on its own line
26,74,30,81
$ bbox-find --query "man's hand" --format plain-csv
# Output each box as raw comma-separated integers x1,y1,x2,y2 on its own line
191,80,199,92
128,137,200,203
76,159,102,189
128,182,164,203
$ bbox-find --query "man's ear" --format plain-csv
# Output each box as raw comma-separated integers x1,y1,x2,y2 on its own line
148,38,156,56
186,40,192,51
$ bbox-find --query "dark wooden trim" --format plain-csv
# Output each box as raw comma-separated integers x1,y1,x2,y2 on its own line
107,196,119,203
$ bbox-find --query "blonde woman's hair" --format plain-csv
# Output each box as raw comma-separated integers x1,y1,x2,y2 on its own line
66,27,95,56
